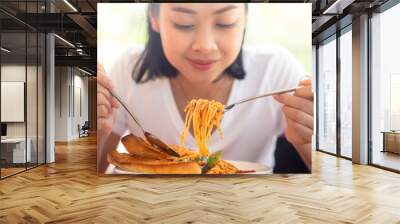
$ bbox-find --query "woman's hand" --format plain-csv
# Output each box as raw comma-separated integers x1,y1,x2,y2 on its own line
273,78,314,169
97,63,119,144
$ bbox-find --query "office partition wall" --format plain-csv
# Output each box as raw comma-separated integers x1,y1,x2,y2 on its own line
0,30,27,177
0,1,47,179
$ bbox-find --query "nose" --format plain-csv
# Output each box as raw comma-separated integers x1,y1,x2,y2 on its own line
191,27,218,54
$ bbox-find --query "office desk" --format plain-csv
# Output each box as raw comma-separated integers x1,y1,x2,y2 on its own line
1,138,31,163
381,131,400,154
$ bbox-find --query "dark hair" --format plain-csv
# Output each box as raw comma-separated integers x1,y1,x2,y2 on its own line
132,3,247,83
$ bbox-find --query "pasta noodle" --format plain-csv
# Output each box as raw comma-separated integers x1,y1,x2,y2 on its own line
180,99,225,156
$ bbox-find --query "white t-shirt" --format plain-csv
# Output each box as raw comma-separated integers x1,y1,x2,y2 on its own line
108,45,306,168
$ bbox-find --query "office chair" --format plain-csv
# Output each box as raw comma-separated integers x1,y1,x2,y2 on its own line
79,121,90,138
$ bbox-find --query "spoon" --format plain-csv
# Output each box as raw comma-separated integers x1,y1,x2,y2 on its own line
108,91,180,157
224,87,298,112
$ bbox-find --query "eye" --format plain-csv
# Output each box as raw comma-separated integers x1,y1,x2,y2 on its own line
216,22,236,29
173,23,194,31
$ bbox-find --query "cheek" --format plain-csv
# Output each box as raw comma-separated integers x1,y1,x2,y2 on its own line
218,29,244,62
159,26,191,68
161,29,189,51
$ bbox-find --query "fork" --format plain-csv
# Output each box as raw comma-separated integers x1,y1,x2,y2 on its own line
224,87,298,112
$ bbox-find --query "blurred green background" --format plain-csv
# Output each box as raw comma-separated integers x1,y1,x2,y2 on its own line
98,3,311,74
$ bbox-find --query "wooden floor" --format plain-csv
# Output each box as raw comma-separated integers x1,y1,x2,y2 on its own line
1,163,44,178
1,167,25,178
0,135,400,223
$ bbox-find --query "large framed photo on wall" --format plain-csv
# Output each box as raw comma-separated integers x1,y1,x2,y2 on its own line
97,2,313,175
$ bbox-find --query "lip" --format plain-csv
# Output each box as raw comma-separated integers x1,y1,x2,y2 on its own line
187,58,218,70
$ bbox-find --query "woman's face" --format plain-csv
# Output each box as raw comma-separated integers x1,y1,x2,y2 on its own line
150,3,246,83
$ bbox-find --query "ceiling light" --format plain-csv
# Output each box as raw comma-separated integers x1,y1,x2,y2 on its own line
1,47,11,53
63,0,78,12
323,0,354,15
54,34,75,48
78,67,93,76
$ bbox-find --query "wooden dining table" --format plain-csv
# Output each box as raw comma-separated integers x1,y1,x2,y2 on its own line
381,131,400,154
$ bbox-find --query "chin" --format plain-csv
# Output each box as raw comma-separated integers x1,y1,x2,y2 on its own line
187,71,220,83
181,65,221,82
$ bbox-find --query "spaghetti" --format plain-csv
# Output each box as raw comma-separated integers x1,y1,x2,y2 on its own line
180,99,225,156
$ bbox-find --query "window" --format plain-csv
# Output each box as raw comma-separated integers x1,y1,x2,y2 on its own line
339,28,352,158
370,2,400,171
317,36,337,154
390,74,400,130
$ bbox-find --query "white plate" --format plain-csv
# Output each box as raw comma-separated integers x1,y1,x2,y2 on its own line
105,160,271,175
228,160,271,174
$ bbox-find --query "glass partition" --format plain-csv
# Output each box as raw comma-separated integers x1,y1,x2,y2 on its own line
0,1,46,179
30,0,39,170
27,30,38,169
1,30,28,177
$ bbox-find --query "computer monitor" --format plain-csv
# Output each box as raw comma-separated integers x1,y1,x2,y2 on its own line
1,123,7,137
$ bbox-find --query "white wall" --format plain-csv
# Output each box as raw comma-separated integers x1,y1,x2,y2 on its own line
1,64,46,163
54,67,89,141
1,65,26,137
55,66,69,141
1,65,36,138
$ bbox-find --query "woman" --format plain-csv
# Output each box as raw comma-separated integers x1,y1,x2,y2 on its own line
97,3,313,173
